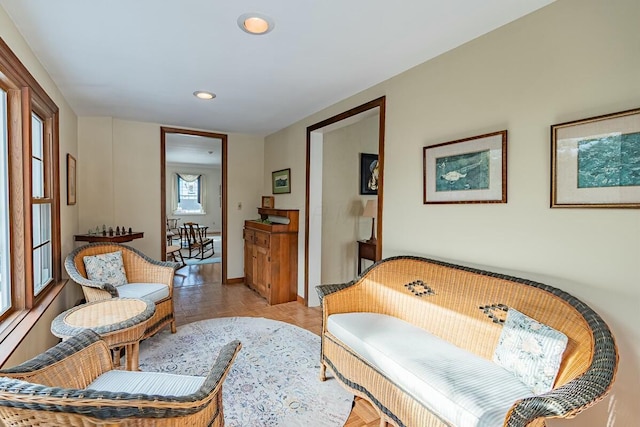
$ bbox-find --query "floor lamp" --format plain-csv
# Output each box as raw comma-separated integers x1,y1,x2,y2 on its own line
362,199,377,244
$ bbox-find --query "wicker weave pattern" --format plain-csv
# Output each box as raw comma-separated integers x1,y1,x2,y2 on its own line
0,330,241,426
317,256,617,427
65,243,178,339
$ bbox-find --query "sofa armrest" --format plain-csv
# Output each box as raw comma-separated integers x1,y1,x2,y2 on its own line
194,340,241,399
64,255,119,297
316,281,357,305
505,317,618,426
0,330,113,389
507,377,610,426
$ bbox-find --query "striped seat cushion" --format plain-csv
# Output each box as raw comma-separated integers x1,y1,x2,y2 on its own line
87,370,205,396
327,313,534,427
117,283,169,302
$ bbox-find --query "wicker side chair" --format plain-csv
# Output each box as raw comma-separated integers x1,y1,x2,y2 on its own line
0,330,241,426
65,243,178,339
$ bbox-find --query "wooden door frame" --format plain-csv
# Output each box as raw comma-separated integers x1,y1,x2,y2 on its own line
160,127,229,283
304,96,386,305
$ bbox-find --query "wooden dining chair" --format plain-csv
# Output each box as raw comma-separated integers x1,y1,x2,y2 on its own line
166,218,180,245
183,222,214,259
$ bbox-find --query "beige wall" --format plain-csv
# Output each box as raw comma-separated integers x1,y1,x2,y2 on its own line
1,6,83,365
227,134,265,278
322,115,378,283
265,0,640,424
76,117,263,279
77,117,115,232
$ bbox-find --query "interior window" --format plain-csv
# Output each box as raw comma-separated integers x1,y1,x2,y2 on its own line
175,174,205,214
31,113,53,296
0,38,61,362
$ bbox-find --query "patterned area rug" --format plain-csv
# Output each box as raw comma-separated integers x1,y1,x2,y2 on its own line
183,256,221,265
138,317,353,427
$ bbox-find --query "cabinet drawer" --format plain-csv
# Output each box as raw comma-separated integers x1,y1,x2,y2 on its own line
254,231,270,248
243,228,255,242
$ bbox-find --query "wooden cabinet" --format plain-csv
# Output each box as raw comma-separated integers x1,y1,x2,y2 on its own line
243,208,299,305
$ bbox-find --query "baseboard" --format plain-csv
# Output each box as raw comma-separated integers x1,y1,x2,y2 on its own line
226,277,244,285
297,295,306,305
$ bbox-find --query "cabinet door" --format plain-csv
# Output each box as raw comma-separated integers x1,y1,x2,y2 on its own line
244,242,254,288
243,228,255,287
254,245,270,299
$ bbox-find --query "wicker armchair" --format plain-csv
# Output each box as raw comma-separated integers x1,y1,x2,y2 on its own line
0,330,241,426
65,243,178,339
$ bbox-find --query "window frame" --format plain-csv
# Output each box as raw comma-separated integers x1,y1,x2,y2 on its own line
174,173,206,215
0,37,64,366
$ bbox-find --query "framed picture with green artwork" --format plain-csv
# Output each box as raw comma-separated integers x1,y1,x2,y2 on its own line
272,168,291,194
423,130,507,204
551,108,640,208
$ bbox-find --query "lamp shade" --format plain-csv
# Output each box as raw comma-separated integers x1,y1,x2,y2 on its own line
362,199,377,218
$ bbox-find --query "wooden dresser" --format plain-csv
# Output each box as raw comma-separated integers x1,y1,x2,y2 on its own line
243,208,299,305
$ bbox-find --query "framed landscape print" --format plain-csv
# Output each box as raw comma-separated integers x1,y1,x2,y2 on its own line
67,153,76,205
272,168,291,194
360,153,379,195
551,108,640,208
423,130,507,204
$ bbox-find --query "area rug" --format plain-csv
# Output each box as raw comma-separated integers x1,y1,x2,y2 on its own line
184,256,221,265
138,317,353,427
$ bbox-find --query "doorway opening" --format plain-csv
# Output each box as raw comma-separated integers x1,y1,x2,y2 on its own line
160,127,229,284
304,97,386,306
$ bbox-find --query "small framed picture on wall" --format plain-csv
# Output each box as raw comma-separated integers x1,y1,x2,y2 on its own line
67,153,77,205
272,168,291,194
261,196,275,208
360,153,379,195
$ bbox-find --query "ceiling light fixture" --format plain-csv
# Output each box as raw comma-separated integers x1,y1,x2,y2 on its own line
237,13,274,35
193,91,216,100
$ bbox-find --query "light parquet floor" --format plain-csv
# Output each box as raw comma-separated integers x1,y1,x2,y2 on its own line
172,263,380,427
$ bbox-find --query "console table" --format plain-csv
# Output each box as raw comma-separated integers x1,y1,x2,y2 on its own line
75,232,144,243
357,240,377,275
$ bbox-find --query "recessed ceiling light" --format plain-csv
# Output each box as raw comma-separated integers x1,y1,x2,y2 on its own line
237,13,275,35
193,91,216,100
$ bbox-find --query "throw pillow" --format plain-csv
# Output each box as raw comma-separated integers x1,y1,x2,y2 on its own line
83,251,128,286
493,308,568,394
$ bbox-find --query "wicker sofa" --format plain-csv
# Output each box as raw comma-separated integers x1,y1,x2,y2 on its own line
316,256,617,427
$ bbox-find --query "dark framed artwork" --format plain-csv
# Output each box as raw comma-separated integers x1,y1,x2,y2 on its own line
551,108,640,208
67,153,76,205
360,153,379,195
272,168,291,194
423,130,507,204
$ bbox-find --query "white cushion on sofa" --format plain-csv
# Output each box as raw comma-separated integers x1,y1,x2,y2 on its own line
87,370,204,396
327,313,534,427
117,283,169,302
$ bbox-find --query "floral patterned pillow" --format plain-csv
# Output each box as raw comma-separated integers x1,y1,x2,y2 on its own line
83,251,128,286
493,308,568,394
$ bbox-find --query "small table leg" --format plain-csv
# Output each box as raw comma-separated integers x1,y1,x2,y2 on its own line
126,342,141,371
112,347,122,368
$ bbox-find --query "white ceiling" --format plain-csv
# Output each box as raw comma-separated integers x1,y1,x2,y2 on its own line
165,133,221,166
1,0,554,136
